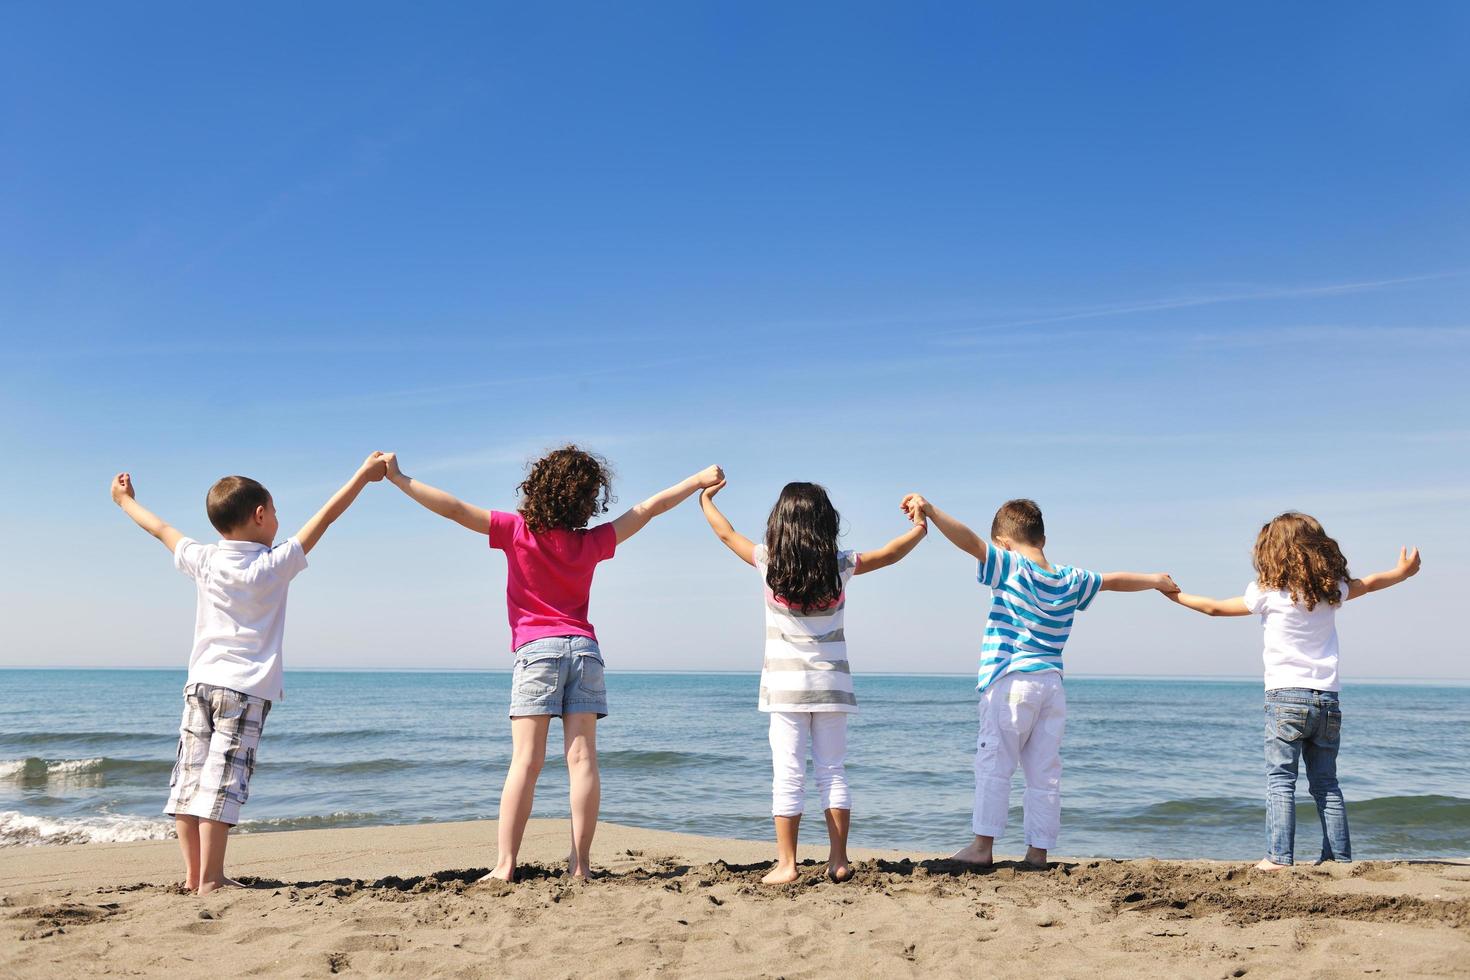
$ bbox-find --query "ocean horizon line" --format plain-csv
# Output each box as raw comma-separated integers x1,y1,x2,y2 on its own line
3,665,1468,685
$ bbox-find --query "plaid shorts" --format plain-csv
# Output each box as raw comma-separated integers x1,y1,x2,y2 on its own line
164,683,271,826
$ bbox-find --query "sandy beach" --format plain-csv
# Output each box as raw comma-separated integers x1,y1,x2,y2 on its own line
1,820,1465,978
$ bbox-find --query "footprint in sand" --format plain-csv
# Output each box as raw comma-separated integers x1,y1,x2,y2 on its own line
336,932,402,952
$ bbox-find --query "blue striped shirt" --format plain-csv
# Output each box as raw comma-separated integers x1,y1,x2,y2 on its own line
976,544,1101,692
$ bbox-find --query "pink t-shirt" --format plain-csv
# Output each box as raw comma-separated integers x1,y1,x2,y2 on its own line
488,510,618,651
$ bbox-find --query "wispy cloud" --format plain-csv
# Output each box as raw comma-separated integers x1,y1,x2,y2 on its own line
933,270,1468,346
1178,483,1470,516
271,353,719,414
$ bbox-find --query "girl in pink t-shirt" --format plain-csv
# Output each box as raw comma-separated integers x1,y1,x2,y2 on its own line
383,446,722,882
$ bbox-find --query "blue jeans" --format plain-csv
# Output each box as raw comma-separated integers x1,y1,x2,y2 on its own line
1264,688,1350,865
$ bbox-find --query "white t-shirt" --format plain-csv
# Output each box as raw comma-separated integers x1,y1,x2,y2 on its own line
1243,579,1349,693
174,537,309,701
753,544,860,713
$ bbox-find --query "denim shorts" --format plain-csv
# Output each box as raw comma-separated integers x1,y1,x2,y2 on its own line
509,635,608,718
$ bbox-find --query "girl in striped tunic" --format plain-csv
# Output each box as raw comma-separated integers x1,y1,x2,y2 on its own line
700,479,927,884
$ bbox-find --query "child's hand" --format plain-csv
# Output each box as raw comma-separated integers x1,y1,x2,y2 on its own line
697,465,724,489
900,493,929,523
360,451,388,482
111,472,135,504
1155,573,1180,594
380,452,403,482
1398,546,1422,579
701,479,727,503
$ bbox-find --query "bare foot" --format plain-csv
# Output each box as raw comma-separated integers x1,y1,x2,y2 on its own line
761,863,800,885
1021,846,1049,868
566,852,591,881
195,877,243,896
827,857,853,883
479,860,516,883
1255,858,1291,872
949,841,994,867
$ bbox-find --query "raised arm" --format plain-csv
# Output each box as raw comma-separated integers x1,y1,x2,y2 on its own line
855,519,927,575
611,464,723,545
381,452,491,535
900,493,985,561
1100,572,1180,594
111,473,185,553
699,480,757,565
1164,591,1252,617
294,452,389,554
1347,547,1421,600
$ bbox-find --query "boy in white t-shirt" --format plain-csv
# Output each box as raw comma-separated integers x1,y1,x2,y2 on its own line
110,453,386,894
1165,512,1421,870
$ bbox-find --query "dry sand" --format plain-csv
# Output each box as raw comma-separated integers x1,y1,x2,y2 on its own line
2,819,1467,978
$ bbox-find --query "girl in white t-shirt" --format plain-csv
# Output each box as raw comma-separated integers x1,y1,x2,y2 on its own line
1165,512,1420,870
699,478,927,884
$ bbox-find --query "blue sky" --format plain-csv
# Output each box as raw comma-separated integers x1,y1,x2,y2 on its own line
3,3,1467,678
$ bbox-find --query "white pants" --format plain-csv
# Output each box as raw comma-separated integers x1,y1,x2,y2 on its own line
973,672,1066,848
768,711,850,817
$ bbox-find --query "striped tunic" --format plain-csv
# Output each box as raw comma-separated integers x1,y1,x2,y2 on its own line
753,544,860,713
976,544,1101,693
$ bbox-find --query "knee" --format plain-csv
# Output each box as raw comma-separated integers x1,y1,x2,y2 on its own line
513,751,546,778
813,760,844,789
772,762,804,795
565,744,596,773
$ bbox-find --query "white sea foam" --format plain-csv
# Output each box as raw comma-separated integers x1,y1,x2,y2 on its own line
0,810,175,847
47,758,108,775
0,757,111,780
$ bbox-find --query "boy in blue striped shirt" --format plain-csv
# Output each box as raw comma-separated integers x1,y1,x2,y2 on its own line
901,494,1177,867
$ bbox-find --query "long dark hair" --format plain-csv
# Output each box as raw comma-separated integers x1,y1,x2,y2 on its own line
764,482,843,612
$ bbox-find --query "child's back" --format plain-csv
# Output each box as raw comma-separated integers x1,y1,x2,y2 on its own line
1244,578,1347,692
489,509,615,649
176,537,306,701
976,545,1101,692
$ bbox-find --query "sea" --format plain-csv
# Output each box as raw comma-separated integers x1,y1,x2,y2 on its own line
2,669,1466,860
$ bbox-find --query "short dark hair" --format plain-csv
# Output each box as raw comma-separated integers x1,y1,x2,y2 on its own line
207,476,271,534
991,498,1044,546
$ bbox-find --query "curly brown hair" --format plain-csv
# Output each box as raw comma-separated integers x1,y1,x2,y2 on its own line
517,445,615,532
1252,512,1352,611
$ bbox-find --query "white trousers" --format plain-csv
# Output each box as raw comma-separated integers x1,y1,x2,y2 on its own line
973,671,1066,848
768,711,850,817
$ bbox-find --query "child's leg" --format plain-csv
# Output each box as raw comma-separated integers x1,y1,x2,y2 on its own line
491,715,552,881
562,712,600,879
174,816,202,890
1304,696,1350,863
196,819,232,895
955,677,1023,865
1263,693,1308,868
1017,675,1065,866
166,686,211,889
809,713,852,881
194,688,269,893
765,712,808,885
